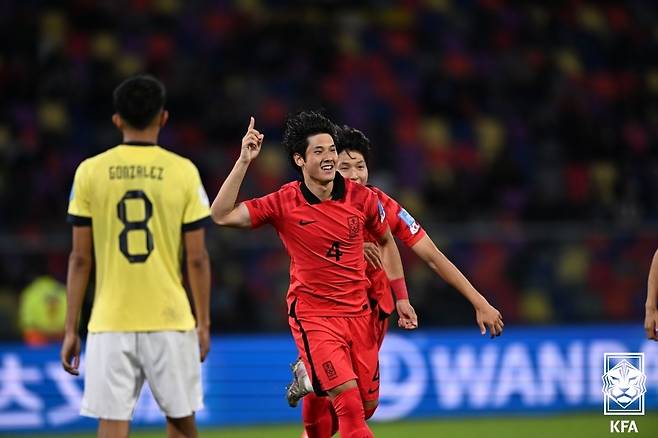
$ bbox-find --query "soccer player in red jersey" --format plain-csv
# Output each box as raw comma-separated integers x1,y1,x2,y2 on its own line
210,112,417,438
338,125,503,339
291,125,504,438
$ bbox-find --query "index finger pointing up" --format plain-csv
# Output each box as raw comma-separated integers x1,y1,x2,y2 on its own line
248,116,255,131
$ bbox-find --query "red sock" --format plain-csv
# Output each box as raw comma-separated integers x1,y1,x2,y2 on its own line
331,387,373,438
302,392,335,438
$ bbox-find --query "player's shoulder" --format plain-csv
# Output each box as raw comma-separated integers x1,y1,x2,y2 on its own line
272,181,302,203
157,147,198,171
154,148,207,187
279,181,301,192
366,184,397,206
250,181,300,201
366,184,388,200
343,179,381,215
345,178,379,204
345,178,371,196
76,146,118,172
269,180,302,198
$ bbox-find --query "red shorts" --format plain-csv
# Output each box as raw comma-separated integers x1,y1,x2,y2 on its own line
289,305,380,402
372,305,390,349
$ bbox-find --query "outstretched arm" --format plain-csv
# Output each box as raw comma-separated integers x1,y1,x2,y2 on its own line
377,228,418,330
210,117,264,228
646,249,658,341
411,234,503,338
60,226,93,375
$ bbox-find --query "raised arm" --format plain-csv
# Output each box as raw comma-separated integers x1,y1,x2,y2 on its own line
377,227,418,330
646,249,658,341
60,226,93,375
411,234,503,338
210,117,264,228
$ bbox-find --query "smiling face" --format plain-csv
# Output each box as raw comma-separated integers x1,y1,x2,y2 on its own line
337,149,369,185
294,133,337,184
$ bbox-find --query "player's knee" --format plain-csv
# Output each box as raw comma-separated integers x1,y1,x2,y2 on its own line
98,419,130,438
327,379,358,398
363,400,378,419
165,415,197,438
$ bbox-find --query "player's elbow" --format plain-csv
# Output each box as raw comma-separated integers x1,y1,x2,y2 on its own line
68,251,92,270
210,209,225,225
417,248,440,271
211,209,232,226
187,249,210,270
426,258,441,275
377,233,391,246
212,209,251,228
213,217,232,227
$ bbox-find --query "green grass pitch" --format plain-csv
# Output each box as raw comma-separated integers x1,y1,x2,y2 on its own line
26,412,658,437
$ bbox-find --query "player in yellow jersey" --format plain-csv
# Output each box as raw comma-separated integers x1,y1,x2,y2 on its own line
60,75,212,438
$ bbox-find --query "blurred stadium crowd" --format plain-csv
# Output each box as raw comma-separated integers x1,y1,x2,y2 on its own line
1,0,657,339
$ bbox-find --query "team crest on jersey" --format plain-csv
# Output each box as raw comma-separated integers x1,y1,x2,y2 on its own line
323,361,337,380
378,201,386,223
398,208,420,235
348,216,359,239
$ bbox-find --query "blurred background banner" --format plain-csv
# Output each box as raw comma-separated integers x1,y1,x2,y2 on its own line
1,325,655,433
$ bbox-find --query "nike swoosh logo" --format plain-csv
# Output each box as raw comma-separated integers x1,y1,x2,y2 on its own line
299,220,318,225
368,387,379,394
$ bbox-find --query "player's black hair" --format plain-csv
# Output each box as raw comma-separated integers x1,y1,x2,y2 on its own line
336,125,371,166
282,110,337,173
113,75,166,130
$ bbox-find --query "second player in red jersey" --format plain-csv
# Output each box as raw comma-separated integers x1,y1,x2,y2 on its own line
362,185,426,346
335,125,504,343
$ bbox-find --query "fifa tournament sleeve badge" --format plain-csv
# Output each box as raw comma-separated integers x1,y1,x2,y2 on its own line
377,201,386,223
398,208,420,235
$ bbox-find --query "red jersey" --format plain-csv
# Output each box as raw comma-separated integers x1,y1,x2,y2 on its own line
245,173,388,317
365,186,426,315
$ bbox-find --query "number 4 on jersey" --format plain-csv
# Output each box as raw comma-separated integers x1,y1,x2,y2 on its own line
326,241,343,261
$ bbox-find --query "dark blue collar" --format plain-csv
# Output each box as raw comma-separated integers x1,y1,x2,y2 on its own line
122,141,157,147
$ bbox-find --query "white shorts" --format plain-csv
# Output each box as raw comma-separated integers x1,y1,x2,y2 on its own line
80,330,203,420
